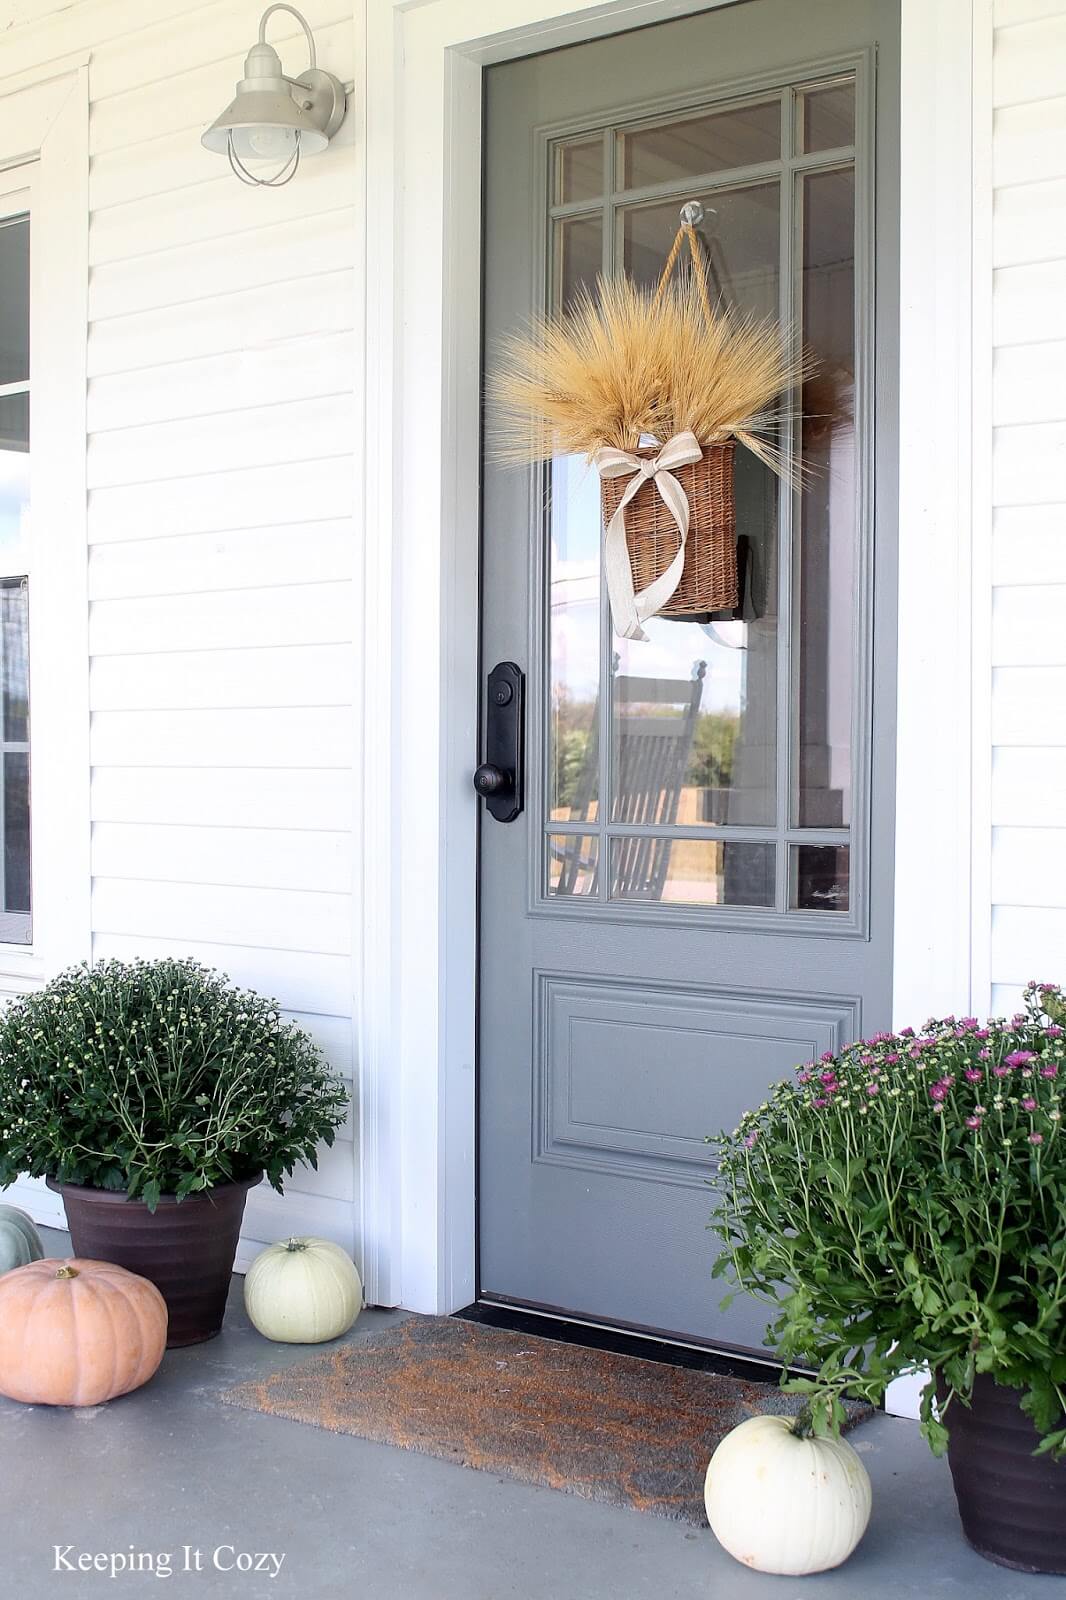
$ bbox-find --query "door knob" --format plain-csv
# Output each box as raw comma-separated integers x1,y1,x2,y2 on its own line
473,763,509,797
475,662,524,823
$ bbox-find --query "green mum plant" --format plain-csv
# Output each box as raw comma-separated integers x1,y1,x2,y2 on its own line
0,958,349,1211
711,981,1066,1456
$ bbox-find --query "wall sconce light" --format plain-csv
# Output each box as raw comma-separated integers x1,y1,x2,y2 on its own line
202,3,347,187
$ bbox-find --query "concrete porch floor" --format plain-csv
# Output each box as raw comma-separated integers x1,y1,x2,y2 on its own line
0,1230,1055,1600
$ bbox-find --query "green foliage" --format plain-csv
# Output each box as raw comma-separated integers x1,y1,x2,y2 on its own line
710,982,1066,1456
0,959,349,1209
688,711,738,794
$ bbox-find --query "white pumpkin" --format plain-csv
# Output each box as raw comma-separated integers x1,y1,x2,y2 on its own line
704,1414,871,1575
244,1236,362,1344
0,1204,44,1275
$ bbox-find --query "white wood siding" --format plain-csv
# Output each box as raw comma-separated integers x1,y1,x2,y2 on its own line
1,0,358,1265
991,0,1066,1015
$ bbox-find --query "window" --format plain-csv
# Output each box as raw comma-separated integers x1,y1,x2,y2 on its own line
0,210,31,943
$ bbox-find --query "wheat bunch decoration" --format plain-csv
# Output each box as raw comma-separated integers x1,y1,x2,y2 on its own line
489,221,810,639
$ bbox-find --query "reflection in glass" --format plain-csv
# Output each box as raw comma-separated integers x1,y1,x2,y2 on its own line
610,590,776,827
0,217,29,387
550,456,601,821
621,182,781,320
548,834,599,897
798,83,855,154
795,168,855,828
0,580,29,918
555,138,602,205
791,844,849,912
0,400,29,587
553,215,602,312
618,101,781,191
3,750,29,915
1,581,28,744
610,837,774,906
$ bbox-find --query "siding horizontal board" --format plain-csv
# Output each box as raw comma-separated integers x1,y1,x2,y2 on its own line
994,260,1066,344
90,707,354,768
992,421,1066,505
993,95,1066,188
993,747,1066,825
993,825,1066,905
90,766,353,831
87,270,355,378
91,878,351,957
89,583,353,653
994,178,1066,266
88,523,353,599
88,334,356,432
992,583,1066,662
90,208,355,320
993,13,1066,107
993,667,1066,741
86,394,356,489
87,148,352,267
88,457,353,543
992,505,1066,585
91,932,351,1017
90,645,355,711
91,821,352,894
993,340,1066,424
992,904,1066,982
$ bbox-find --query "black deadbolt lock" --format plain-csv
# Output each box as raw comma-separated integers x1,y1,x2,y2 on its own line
473,661,524,823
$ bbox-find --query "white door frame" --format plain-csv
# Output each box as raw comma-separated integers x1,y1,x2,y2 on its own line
356,0,993,1324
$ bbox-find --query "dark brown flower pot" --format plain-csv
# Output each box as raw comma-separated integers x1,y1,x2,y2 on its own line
47,1175,261,1348
940,1372,1066,1573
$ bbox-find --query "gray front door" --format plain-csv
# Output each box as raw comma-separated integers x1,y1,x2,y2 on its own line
478,0,900,1352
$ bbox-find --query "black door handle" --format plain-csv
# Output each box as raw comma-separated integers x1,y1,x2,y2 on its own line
474,662,524,822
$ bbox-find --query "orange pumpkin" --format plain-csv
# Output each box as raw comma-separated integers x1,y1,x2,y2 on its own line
0,1258,167,1406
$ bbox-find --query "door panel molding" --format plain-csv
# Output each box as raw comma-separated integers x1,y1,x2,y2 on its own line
533,968,859,1189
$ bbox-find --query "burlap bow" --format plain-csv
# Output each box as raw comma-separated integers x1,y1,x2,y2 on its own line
592,431,703,641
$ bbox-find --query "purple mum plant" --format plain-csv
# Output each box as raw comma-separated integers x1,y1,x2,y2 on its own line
711,981,1066,1455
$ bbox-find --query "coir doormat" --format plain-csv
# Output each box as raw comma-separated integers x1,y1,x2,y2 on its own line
221,1315,871,1523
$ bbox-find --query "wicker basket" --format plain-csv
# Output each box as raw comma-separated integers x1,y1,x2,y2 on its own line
600,439,737,618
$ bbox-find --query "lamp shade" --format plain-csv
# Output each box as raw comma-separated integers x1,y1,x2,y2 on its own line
201,40,330,160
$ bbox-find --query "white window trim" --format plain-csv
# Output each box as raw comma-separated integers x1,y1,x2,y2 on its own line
357,0,991,1359
0,63,90,996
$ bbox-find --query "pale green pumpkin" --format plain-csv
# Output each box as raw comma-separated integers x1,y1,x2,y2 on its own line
244,1236,362,1344
0,1204,45,1275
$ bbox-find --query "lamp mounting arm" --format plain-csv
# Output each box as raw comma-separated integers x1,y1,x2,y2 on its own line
258,3,317,70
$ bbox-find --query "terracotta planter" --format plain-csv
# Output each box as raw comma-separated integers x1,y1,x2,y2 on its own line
940,1373,1066,1573
47,1175,261,1348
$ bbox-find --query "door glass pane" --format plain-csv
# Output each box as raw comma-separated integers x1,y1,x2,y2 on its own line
553,215,602,311
794,167,855,828
610,594,777,827
550,457,600,821
1,580,28,744
617,100,781,191
555,138,602,204
0,217,29,386
610,837,774,906
797,82,855,154
0,579,29,919
621,182,781,320
548,833,599,897
790,843,849,912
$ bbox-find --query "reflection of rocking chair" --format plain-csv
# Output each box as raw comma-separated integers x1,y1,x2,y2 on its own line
553,661,706,899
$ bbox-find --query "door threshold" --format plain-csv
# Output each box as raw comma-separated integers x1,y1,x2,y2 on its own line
454,1297,801,1384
